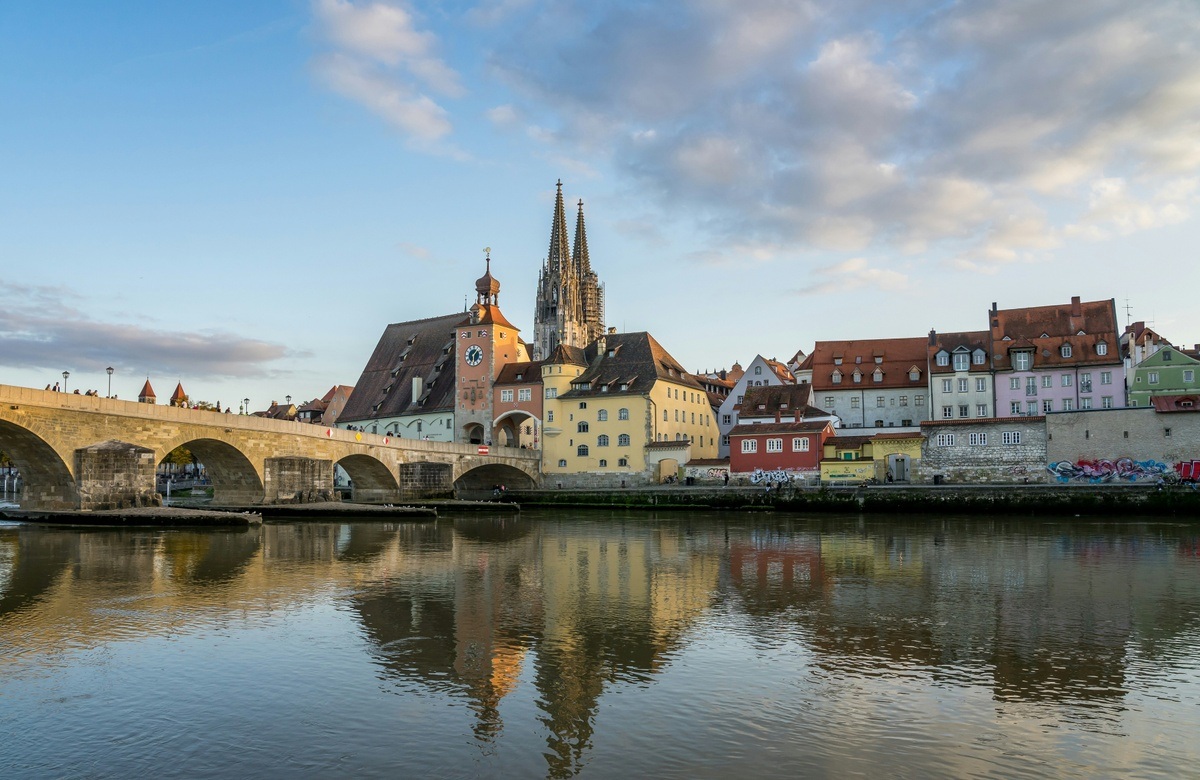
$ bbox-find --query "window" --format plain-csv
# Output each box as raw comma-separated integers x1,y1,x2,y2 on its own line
977,404,988,417
831,372,842,385
742,439,758,453
1165,427,1172,437
1163,349,1174,361
766,438,783,452
959,405,969,418
969,432,987,445
1042,375,1053,388
873,370,883,383
501,389,514,402
618,457,629,467
915,394,925,406
976,378,986,392
853,372,862,384
1042,400,1053,413
942,405,953,419
1101,371,1112,385
1081,398,1093,409
599,459,607,468
1010,377,1020,390
618,408,629,420
851,397,860,408
547,410,554,422
518,388,532,402
793,437,810,452
597,409,608,421
899,396,908,406
1002,431,1021,445
1062,399,1073,411
1026,377,1037,395
958,378,969,393
722,414,731,425
597,434,609,447
942,379,953,393
909,369,920,381
936,352,950,366
1149,371,1160,384
579,401,587,409
902,419,912,426
1102,396,1113,409
1183,369,1195,383
1094,342,1108,356
953,353,969,371
973,351,986,365
577,422,589,433
876,396,885,407
935,433,955,446
663,410,668,421
1079,373,1092,393
1013,352,1032,370
618,434,630,446
825,397,835,407
545,388,558,399
1061,344,1072,358
1010,401,1022,415
1061,374,1072,387
577,445,589,456
558,459,567,467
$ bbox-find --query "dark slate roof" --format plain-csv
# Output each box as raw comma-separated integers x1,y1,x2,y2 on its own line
495,361,544,385
339,313,468,423
736,384,820,418
559,331,704,398
827,435,874,449
729,420,832,436
545,342,588,366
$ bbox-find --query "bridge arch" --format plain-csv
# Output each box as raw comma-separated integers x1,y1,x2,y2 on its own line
454,462,537,496
166,438,263,506
0,418,77,510
492,410,540,450
335,454,400,504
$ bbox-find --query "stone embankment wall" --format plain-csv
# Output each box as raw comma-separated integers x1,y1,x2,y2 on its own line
917,419,1049,484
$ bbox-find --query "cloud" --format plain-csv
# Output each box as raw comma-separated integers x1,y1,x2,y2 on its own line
0,285,295,378
485,103,519,127
311,0,461,143
796,257,909,296
488,0,1200,265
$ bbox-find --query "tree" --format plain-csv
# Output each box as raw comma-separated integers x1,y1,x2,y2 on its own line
165,446,194,469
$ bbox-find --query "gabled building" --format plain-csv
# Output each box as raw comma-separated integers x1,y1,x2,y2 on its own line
799,337,929,430
1128,342,1200,408
928,329,993,421
729,419,834,480
990,296,1124,416
736,383,835,426
297,384,354,425
716,355,797,458
532,181,605,360
541,330,718,485
138,379,156,405
492,360,543,448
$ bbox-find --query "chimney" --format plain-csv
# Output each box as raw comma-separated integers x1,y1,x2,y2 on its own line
1071,295,1082,317
928,328,937,346
412,376,423,400
991,301,997,314
775,410,782,423
794,410,802,422
596,334,607,355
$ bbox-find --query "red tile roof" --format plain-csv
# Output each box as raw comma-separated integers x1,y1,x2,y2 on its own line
990,297,1120,371
729,420,833,436
808,337,928,391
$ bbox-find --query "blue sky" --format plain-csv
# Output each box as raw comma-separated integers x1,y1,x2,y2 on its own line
2,0,1199,410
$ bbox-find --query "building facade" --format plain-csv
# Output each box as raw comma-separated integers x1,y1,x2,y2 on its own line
532,181,605,361
1128,343,1200,408
799,337,929,430
917,418,1049,484
928,329,994,421
728,419,834,480
716,355,796,458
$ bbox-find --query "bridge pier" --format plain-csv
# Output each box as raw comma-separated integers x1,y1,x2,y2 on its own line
75,441,161,510
263,457,335,504
399,462,455,499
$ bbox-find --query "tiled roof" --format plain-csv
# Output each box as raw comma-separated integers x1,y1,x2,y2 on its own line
729,420,832,436
545,342,588,366
339,312,468,423
170,382,187,403
736,384,820,418
808,337,929,391
645,439,691,450
921,416,1044,427
688,458,729,466
494,361,544,385
559,331,704,398
827,435,873,448
1150,395,1200,413
990,297,1120,371
138,379,156,399
870,431,923,440
928,330,991,374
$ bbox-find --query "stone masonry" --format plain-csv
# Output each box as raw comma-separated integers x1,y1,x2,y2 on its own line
917,418,1049,484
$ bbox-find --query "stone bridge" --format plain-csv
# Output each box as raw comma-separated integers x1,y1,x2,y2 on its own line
0,384,541,510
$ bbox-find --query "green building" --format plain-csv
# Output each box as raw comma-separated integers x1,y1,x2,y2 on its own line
1128,344,1200,407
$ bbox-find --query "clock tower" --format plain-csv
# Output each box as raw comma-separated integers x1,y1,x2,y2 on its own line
455,252,527,444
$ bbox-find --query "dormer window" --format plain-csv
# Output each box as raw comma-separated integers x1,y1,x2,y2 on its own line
834,357,843,366
1060,345,1073,358
1012,351,1033,371
780,402,788,409
874,356,882,364
936,352,950,366
873,369,883,383
855,356,862,364
909,368,920,381
953,353,969,371
832,371,842,384
1097,342,1108,356
973,350,986,365
853,371,862,384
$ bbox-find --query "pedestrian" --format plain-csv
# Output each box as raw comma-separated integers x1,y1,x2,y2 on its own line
723,473,730,486
52,382,59,392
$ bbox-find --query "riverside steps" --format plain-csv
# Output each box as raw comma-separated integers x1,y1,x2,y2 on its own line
510,483,1200,517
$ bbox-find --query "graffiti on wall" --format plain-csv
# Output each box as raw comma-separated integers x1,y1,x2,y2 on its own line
706,468,729,478
750,468,791,485
1048,458,1173,483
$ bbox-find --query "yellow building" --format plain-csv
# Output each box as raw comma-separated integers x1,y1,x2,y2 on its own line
541,330,718,485
868,432,923,483
820,435,876,484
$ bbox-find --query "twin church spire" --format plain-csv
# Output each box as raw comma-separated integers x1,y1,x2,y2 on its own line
533,180,605,360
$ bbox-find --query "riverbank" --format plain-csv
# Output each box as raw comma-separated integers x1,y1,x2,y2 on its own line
1,506,262,527
510,483,1200,517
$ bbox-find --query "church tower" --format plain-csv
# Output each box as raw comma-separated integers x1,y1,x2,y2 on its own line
533,181,605,360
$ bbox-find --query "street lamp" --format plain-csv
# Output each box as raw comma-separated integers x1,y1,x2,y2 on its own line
62,370,69,393
285,395,291,405
106,367,114,398
244,398,250,416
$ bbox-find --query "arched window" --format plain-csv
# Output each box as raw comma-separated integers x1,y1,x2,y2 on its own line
577,445,589,457
618,457,629,467
754,366,762,375
599,459,607,467
618,408,629,420
597,409,608,421
577,421,589,433
597,434,610,447
618,434,630,446
557,459,567,467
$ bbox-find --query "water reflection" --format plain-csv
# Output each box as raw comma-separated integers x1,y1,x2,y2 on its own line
1,514,1198,778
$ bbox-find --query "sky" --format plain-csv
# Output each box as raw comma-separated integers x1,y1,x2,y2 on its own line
2,0,1199,410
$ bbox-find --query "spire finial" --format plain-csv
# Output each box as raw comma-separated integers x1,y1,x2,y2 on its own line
556,179,562,189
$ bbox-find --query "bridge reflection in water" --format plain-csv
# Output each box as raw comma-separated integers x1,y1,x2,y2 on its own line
1,513,1199,779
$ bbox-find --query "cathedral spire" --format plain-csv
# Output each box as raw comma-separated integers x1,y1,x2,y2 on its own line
572,199,591,275
547,179,571,274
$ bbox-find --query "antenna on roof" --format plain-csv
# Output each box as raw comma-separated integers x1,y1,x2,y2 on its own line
464,295,468,312
1124,299,1133,329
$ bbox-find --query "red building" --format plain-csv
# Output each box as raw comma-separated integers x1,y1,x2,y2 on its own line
729,418,835,477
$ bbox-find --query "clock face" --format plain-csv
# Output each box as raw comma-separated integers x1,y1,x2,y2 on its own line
465,345,484,367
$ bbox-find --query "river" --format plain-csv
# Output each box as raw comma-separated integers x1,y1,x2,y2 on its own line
1,510,1198,779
